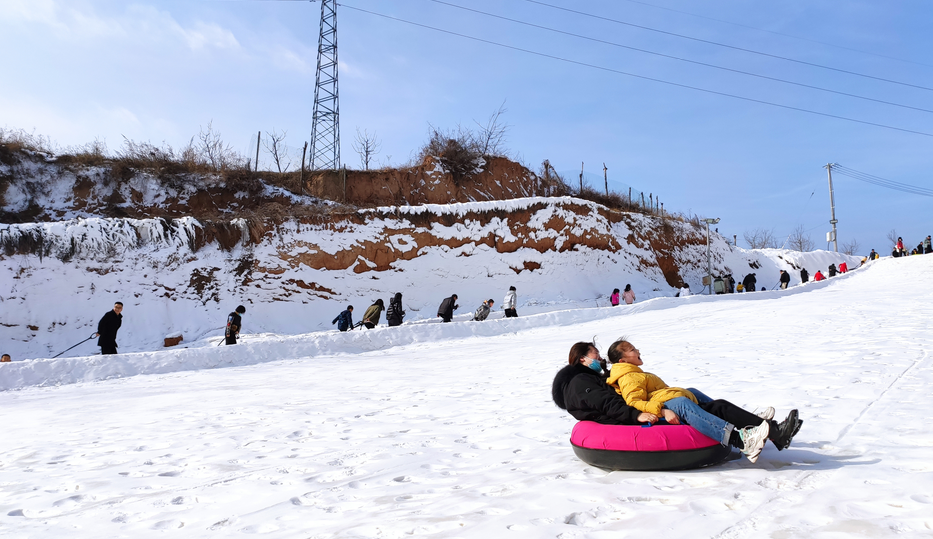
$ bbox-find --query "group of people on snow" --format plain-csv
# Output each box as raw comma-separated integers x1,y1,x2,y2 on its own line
329,286,520,332
552,338,803,464
893,235,932,257
609,285,637,306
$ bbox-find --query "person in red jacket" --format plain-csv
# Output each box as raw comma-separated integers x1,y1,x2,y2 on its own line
813,270,825,282
838,261,848,273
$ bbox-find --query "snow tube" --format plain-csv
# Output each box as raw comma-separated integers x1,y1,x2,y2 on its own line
570,421,732,471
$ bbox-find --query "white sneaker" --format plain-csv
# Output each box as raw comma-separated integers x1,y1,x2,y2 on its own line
738,421,770,463
755,407,775,421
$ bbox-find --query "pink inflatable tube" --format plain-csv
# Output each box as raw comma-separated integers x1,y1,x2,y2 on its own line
570,421,732,471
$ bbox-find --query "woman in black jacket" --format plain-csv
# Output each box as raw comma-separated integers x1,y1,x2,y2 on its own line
551,342,651,425
386,292,405,327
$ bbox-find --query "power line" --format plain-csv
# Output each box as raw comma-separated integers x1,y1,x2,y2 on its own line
613,0,933,69
340,3,933,138
428,0,933,115
832,165,933,197
523,0,933,92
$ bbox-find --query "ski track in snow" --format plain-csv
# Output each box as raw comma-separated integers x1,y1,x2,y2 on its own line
1,255,932,537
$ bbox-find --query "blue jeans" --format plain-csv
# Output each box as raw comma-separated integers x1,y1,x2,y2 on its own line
687,387,713,404
663,396,733,446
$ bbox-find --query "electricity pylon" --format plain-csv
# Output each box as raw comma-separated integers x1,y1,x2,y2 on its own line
310,0,339,171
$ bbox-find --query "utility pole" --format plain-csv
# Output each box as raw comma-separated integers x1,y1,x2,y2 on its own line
824,163,839,252
579,162,584,194
311,0,340,171
603,163,608,196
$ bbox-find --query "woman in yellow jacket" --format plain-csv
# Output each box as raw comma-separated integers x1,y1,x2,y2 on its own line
605,337,802,461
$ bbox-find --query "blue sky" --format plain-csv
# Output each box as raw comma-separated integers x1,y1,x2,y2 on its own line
2,0,931,253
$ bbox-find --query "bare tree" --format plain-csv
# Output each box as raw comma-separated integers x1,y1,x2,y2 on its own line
886,229,899,248
352,128,381,170
195,121,242,171
744,228,778,249
473,101,509,157
787,224,815,252
841,238,861,256
263,128,292,173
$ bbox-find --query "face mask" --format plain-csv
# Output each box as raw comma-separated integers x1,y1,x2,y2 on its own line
588,360,602,372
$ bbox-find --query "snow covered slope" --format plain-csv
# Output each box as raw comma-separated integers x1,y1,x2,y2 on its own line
1,197,861,361
0,253,929,537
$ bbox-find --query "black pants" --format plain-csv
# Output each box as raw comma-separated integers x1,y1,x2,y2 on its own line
101,345,117,355
700,399,764,430
225,336,237,345
504,308,518,318
364,322,375,329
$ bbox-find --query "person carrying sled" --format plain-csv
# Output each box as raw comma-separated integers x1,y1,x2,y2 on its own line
362,299,385,329
610,288,620,306
868,249,879,261
386,293,405,327
779,270,791,290
503,286,518,317
472,299,494,321
96,301,124,354
800,268,809,283
622,284,636,304
225,305,245,345
437,294,459,323
332,305,354,332
742,273,757,293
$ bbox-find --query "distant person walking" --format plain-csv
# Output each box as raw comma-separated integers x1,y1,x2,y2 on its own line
827,264,837,277
924,236,932,254
362,299,385,329
386,293,405,327
332,305,354,332
800,268,809,283
225,305,245,345
742,273,757,293
779,270,790,289
838,261,848,273
813,270,825,282
472,299,495,321
503,286,518,318
438,294,459,323
96,301,124,354
868,249,879,261
622,284,636,305
610,288,620,306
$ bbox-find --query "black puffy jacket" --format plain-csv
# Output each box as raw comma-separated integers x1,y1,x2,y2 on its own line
386,293,405,327
551,363,642,425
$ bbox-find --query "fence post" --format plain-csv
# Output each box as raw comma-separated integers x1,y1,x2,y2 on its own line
299,142,308,197
254,131,261,173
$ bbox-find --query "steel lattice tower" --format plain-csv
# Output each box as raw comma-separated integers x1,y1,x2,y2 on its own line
310,0,339,171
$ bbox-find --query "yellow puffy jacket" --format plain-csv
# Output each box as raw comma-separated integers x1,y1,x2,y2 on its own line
606,363,697,415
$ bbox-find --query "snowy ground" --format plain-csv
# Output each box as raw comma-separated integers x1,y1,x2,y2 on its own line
2,254,932,537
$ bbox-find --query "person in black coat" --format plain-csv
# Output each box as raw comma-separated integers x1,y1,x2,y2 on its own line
742,273,757,293
332,305,354,332
437,294,458,323
779,270,791,289
800,268,809,283
551,341,647,425
96,302,123,355
386,293,405,327
225,305,246,345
